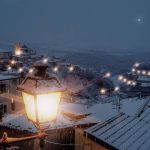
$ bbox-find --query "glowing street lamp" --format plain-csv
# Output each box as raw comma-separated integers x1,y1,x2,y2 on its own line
134,63,140,68
15,49,22,56
132,81,136,86
18,67,23,73
7,66,12,71
118,75,123,81
29,68,34,74
17,62,65,129
43,58,48,64
142,70,146,75
132,68,136,72
69,65,75,72
137,70,141,75
53,66,59,72
123,78,127,83
114,86,120,92
127,80,132,85
100,88,107,95
147,71,150,76
10,60,16,65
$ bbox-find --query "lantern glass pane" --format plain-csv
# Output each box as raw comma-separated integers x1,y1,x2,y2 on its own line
22,92,36,122
37,92,61,123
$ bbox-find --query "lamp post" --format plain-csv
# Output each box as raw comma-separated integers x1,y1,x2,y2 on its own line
0,61,65,149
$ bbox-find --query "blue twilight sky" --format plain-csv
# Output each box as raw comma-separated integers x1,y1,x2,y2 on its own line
0,0,150,50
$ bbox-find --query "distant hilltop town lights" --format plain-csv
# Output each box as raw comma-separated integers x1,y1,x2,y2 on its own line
131,62,150,76
118,75,137,86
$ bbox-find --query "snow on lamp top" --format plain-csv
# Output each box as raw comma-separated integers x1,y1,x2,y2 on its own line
17,61,65,95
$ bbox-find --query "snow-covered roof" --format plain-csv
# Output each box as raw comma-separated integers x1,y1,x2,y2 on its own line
85,101,150,150
61,102,118,124
0,48,11,53
0,74,19,81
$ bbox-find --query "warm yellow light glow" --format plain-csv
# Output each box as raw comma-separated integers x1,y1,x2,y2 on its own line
37,92,61,123
22,92,37,123
15,49,22,56
22,92,61,124
11,60,16,65
29,68,34,74
100,88,106,95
